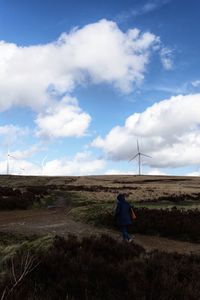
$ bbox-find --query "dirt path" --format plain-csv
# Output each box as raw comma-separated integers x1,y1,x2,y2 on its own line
0,208,200,255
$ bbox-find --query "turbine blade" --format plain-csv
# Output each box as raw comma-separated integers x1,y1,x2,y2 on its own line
137,139,139,152
129,153,138,162
140,153,152,158
8,154,17,160
41,155,47,168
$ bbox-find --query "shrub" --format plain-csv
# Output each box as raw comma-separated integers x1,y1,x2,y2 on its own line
0,187,49,210
93,207,200,242
1,234,200,300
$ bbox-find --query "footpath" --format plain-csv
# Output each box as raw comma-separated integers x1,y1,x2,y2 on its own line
0,208,200,255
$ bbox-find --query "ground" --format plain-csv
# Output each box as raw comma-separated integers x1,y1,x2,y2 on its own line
1,207,200,255
0,174,200,255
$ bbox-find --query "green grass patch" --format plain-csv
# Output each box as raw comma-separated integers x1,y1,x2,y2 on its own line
70,203,113,225
0,233,54,264
32,195,54,209
134,200,200,210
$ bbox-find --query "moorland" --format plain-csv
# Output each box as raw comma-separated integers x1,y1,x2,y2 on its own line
0,174,200,299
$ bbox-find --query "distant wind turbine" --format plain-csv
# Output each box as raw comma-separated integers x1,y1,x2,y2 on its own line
19,167,25,175
7,152,18,175
129,140,151,175
6,148,10,175
41,155,47,174
6,150,24,175
35,155,47,175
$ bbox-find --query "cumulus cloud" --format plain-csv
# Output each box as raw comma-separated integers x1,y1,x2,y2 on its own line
0,151,106,176
35,96,91,138
0,124,28,136
92,93,200,168
0,19,159,113
0,124,29,146
0,145,45,175
43,153,105,176
0,158,41,175
9,145,41,160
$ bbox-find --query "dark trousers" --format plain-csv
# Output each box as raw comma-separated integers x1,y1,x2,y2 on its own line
120,225,130,241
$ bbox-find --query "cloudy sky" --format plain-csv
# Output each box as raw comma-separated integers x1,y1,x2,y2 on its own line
1,0,200,176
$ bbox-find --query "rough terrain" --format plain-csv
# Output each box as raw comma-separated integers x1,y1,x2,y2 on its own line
1,207,200,255
1,174,200,255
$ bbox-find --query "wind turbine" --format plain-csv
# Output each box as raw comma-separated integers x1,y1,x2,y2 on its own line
34,155,47,175
6,148,10,175
41,155,47,175
19,167,25,175
7,152,17,175
6,150,23,175
129,140,151,175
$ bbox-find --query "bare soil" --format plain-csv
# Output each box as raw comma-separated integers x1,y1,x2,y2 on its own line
0,208,200,255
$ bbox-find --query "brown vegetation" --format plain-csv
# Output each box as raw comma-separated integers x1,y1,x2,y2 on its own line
1,234,200,300
99,208,200,242
1,175,200,299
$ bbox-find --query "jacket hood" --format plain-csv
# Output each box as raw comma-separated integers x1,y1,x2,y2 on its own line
117,194,125,202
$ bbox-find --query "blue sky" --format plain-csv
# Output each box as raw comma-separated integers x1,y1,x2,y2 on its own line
1,0,200,176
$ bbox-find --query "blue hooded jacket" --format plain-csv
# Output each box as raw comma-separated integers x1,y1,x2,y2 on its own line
115,194,132,226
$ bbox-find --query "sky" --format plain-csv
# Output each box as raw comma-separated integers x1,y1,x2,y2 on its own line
0,0,200,176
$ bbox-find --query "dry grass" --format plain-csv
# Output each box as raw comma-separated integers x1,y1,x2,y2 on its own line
1,174,200,201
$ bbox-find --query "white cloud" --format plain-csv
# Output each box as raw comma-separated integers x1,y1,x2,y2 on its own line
9,145,41,160
41,151,106,176
0,145,44,175
117,0,170,22
35,96,91,138
146,168,167,175
191,80,200,88
0,151,106,176
0,124,28,137
0,158,41,175
0,124,29,146
0,19,159,112
160,47,174,70
92,93,200,168
105,169,135,175
132,0,170,16
186,171,200,177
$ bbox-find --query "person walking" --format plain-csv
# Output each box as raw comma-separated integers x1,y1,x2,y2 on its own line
114,193,134,242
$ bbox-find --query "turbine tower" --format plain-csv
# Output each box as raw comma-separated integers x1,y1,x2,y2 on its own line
7,148,10,175
129,140,151,175
7,152,16,175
